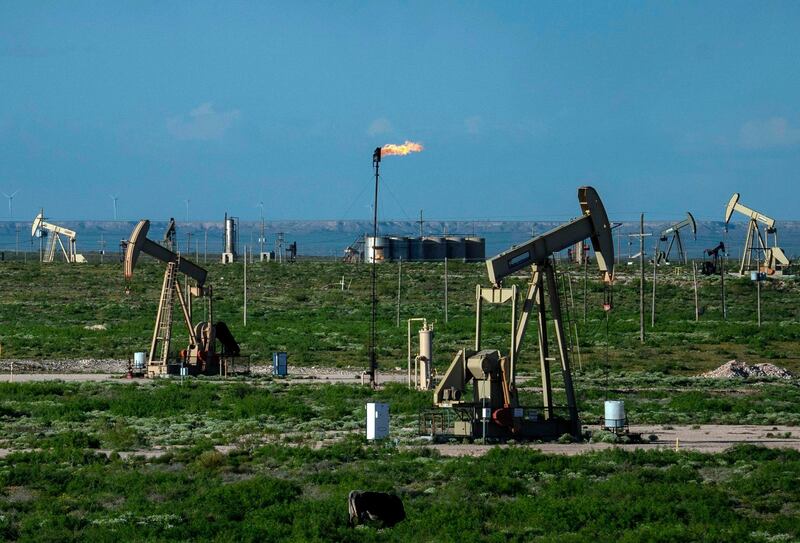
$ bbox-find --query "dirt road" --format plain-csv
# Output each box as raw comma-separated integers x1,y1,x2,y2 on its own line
430,424,800,456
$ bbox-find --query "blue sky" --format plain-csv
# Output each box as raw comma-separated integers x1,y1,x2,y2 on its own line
1,1,799,222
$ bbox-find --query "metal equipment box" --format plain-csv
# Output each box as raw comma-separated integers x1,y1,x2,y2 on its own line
272,352,288,377
366,402,389,440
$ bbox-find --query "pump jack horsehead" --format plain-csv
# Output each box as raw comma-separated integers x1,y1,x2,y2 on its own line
433,187,614,441
124,220,240,378
725,193,790,276
654,212,696,265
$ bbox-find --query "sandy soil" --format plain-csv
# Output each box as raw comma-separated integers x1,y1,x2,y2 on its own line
4,373,146,383
0,365,409,384
430,424,800,456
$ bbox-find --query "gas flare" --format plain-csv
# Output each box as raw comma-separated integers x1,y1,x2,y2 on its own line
381,140,424,156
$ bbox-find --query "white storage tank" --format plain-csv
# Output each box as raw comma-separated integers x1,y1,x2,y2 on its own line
418,323,433,390
364,236,389,263
221,213,238,264
133,352,146,372
366,402,390,440
604,400,626,428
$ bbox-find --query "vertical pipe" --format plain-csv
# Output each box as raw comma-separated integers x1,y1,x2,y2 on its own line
475,285,482,351
407,319,412,388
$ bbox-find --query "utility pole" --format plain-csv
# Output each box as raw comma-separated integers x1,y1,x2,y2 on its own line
639,214,645,342
625,215,652,343
692,261,699,322
417,209,424,238
444,256,449,323
258,201,265,255
204,229,208,264
721,251,727,320
443,225,448,324
243,245,247,327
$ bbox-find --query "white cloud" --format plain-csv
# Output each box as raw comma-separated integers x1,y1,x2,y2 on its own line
166,102,241,141
367,117,393,136
739,117,800,150
464,116,481,135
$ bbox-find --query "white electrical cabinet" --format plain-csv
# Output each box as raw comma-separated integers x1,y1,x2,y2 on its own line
366,402,389,440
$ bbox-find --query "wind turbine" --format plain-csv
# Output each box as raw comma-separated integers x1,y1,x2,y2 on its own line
110,195,118,220
2,190,19,218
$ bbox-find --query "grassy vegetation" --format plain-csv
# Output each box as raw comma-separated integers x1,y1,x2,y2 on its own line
1,259,799,374
2,260,800,540
1,379,800,541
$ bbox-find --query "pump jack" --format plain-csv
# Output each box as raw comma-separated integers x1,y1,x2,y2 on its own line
701,242,725,276
429,187,614,441
31,212,87,263
124,220,239,377
725,193,789,276
654,212,696,265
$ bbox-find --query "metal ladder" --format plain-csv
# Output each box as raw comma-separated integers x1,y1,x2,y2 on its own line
149,261,178,365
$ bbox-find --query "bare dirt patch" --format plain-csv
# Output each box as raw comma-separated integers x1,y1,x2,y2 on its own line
431,424,800,457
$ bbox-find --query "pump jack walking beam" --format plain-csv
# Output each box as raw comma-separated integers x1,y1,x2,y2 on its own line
655,212,696,265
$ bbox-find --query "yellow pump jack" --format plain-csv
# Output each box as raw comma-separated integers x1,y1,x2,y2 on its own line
124,220,239,377
430,186,614,441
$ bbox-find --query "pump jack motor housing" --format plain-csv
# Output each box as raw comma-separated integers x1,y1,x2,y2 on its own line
426,186,614,442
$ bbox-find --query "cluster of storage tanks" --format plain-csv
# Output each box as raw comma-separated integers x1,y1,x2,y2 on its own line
365,235,485,263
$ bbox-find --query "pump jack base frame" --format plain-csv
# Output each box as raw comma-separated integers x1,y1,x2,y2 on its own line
145,357,238,378
419,406,575,442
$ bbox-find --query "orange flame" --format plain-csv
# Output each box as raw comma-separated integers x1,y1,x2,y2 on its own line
381,140,424,156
